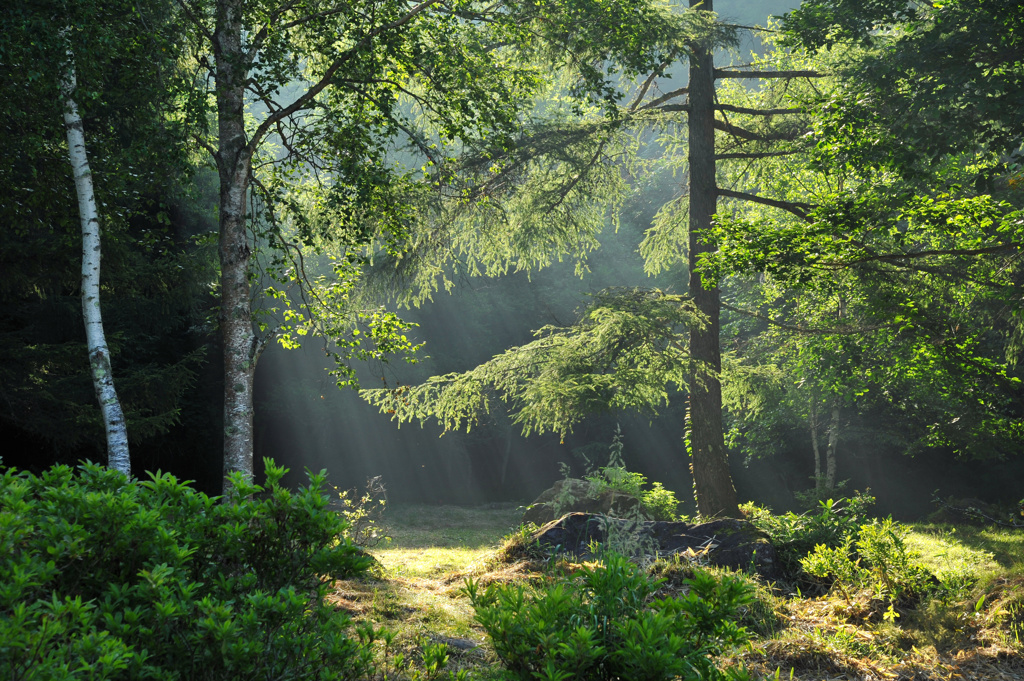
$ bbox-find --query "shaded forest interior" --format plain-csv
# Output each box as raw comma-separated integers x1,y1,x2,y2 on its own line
4,0,1024,519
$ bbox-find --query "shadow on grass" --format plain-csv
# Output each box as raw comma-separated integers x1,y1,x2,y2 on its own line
913,523,1024,571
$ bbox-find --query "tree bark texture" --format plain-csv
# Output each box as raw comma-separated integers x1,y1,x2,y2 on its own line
810,401,822,487
825,404,840,489
61,43,131,477
686,0,739,518
215,0,257,487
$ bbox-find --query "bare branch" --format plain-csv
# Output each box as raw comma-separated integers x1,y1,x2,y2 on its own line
629,61,671,112
713,119,801,142
245,0,304,62
247,0,445,154
191,132,217,158
716,150,801,160
715,104,803,116
715,69,823,79
173,0,214,43
638,87,688,111
718,23,783,33
655,103,690,114
718,187,813,219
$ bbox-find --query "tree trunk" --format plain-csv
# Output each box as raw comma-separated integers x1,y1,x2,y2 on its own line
215,0,257,487
810,400,822,488
61,40,131,476
825,403,840,490
686,0,739,518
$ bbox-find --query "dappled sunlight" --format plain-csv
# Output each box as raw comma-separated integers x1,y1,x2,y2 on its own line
911,524,1024,572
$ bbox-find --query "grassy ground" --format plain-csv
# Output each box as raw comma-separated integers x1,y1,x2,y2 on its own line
328,504,524,679
329,505,1024,680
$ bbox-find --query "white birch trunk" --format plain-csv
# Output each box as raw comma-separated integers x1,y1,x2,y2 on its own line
61,40,131,476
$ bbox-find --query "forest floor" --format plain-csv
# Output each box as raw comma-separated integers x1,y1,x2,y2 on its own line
328,504,1024,680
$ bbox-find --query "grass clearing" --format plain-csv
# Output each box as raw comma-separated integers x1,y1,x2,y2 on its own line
908,523,1024,576
328,503,527,679
328,505,1024,680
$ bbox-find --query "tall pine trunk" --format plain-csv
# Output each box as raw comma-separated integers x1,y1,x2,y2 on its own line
214,0,258,487
686,0,739,518
61,40,131,476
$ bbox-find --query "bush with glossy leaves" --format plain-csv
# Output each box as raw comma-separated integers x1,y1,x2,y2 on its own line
0,459,373,680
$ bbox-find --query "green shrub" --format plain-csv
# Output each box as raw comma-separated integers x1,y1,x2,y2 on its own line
465,552,752,680
648,556,786,638
801,518,933,612
0,460,373,680
574,425,683,522
742,492,875,580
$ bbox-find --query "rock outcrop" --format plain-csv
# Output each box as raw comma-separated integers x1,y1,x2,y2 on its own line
527,512,779,580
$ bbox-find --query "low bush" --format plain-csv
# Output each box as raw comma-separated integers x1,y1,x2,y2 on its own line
465,552,752,680
0,460,373,680
572,425,683,522
742,492,875,581
802,518,933,615
648,555,786,638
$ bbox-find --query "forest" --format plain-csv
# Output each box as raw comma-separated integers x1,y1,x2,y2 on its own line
2,0,1023,679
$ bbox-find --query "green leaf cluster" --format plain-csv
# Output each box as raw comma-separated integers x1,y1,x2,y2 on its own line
802,517,933,609
742,493,876,580
465,552,752,680
0,460,374,680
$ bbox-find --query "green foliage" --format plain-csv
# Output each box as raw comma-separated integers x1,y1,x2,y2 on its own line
648,556,786,639
330,475,391,548
583,468,681,523
742,493,875,579
0,460,374,680
578,425,683,521
364,287,701,437
801,518,933,609
705,6,1024,463
465,552,752,680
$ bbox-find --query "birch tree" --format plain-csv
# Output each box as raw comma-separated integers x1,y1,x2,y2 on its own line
60,40,131,476
3,0,207,467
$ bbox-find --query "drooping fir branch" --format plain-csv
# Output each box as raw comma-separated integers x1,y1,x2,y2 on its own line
362,288,704,436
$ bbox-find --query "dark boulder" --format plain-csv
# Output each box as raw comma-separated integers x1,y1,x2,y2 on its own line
522,478,642,526
529,512,779,580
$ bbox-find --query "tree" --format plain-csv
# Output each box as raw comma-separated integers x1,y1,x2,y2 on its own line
173,0,696,488
703,0,1024,473
60,41,131,475
1,0,213,474
365,3,829,517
